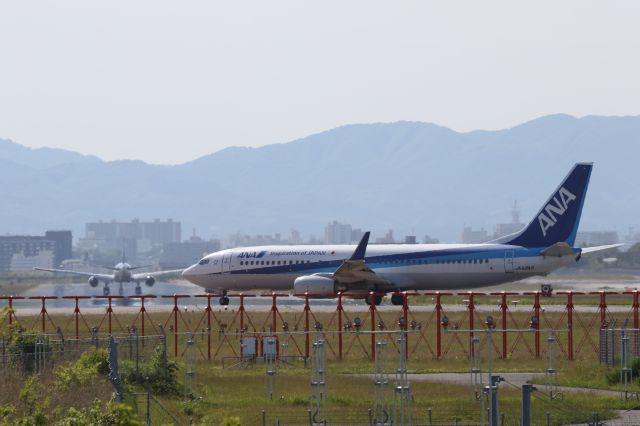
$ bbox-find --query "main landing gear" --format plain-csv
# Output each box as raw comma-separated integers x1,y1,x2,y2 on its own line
391,293,404,306
365,294,383,306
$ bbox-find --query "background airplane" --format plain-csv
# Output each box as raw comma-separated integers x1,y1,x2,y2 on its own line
182,163,622,306
35,247,182,296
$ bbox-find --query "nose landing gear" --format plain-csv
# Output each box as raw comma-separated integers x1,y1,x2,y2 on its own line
135,284,142,295
103,285,110,296
218,289,230,306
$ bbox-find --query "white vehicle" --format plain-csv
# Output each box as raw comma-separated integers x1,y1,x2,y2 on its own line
182,163,620,306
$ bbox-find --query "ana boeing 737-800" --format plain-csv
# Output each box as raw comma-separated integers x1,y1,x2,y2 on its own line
182,163,621,306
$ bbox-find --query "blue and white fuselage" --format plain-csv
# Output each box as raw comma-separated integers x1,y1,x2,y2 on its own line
182,163,619,304
182,242,575,292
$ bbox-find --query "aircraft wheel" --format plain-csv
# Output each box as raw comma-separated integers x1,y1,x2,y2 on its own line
135,285,142,295
219,296,230,306
103,286,110,296
365,294,383,306
391,293,404,306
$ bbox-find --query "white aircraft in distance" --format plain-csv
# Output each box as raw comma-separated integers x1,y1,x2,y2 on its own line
182,163,622,306
35,249,181,296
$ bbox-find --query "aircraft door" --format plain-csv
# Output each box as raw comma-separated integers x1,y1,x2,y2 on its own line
504,250,514,273
222,252,233,273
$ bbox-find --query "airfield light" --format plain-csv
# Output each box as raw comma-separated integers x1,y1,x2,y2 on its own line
441,315,449,330
485,316,496,330
398,317,406,328
354,317,362,331
378,320,386,330
410,320,418,330
282,321,289,332
314,321,323,331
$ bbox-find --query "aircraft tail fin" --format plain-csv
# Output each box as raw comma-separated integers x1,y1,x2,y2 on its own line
490,163,593,248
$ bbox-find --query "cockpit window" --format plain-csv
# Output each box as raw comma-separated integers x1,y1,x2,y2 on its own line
198,258,210,265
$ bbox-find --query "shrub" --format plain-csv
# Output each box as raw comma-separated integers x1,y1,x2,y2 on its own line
55,348,108,390
120,345,179,395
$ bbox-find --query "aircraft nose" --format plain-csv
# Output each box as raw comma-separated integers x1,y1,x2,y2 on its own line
181,265,198,283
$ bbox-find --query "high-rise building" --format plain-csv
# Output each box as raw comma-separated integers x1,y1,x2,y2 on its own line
45,230,72,268
493,201,525,240
576,231,619,247
82,219,181,253
324,221,353,244
461,226,488,244
0,231,73,272
159,237,222,269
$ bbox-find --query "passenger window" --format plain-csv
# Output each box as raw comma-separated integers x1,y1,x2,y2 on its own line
240,261,243,266
250,261,254,265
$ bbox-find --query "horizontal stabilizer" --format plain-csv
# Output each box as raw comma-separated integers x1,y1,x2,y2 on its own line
580,243,624,254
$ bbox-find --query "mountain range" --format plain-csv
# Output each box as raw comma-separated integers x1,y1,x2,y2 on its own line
1,114,638,243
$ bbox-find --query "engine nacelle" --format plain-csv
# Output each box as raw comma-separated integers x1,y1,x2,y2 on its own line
293,275,336,298
88,276,99,287
145,276,156,287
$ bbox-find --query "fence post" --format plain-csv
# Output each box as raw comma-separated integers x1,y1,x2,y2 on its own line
337,292,343,360
533,292,541,358
633,290,639,330
271,293,278,333
500,292,508,358
403,292,409,359
206,294,212,361
74,296,80,339
304,292,310,359
435,292,443,359
467,292,475,357
599,291,608,327
370,292,376,360
567,292,574,361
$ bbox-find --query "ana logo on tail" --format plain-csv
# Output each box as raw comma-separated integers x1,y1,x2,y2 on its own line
538,187,577,237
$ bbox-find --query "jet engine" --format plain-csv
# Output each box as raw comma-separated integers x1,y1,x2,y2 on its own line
88,276,99,287
293,275,336,298
144,276,156,287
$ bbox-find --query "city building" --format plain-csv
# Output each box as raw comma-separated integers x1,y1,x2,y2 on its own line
159,236,221,270
461,226,488,244
324,221,353,244
493,201,525,240
81,218,181,253
0,231,73,272
375,230,395,244
576,231,619,247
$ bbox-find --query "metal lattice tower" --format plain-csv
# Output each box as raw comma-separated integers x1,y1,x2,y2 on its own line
372,338,391,425
34,335,46,375
310,326,327,426
393,330,412,426
470,336,483,401
183,333,196,400
108,336,123,402
620,325,634,399
265,337,277,400
545,335,560,400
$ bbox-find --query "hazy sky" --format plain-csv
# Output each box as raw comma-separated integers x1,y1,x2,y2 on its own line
1,1,639,164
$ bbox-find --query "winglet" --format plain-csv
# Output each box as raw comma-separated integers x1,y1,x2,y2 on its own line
349,232,370,261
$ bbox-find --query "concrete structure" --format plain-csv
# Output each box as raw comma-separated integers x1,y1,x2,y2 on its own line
461,226,488,244
0,231,72,272
82,219,181,253
576,231,619,247
160,237,221,270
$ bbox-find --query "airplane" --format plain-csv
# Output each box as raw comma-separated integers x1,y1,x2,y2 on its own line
35,247,181,296
181,162,622,306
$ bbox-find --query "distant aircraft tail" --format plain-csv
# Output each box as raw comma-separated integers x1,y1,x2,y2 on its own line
490,163,593,248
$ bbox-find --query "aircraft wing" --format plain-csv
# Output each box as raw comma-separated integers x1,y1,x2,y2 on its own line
34,267,113,282
332,232,388,285
580,243,624,254
131,269,184,281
